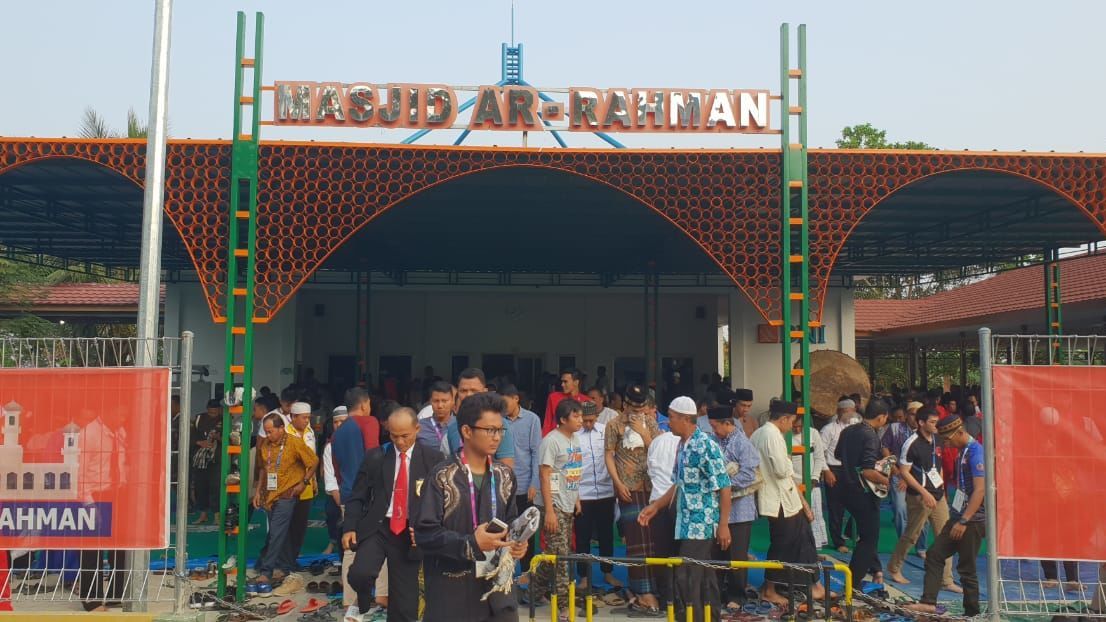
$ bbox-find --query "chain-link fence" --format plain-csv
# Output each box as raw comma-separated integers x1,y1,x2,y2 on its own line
0,334,194,615
980,330,1106,621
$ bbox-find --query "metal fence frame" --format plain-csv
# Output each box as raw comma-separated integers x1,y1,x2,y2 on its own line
0,333,194,614
979,328,1106,621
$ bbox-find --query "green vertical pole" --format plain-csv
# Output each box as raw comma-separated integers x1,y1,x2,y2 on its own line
780,23,813,499
219,11,263,602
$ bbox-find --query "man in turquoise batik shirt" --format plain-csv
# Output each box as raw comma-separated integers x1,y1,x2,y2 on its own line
639,396,730,622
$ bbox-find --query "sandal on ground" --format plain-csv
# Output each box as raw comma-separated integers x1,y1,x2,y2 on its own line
626,601,664,617
601,591,627,606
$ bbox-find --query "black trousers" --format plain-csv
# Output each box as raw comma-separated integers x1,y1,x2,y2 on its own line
348,530,420,622
324,496,342,545
423,561,517,622
191,466,218,513
677,539,721,622
286,497,313,567
765,509,818,587
515,494,535,575
650,504,677,606
714,521,753,604
921,521,985,616
1041,560,1079,581
77,549,127,612
842,489,882,582
574,497,616,578
825,466,853,548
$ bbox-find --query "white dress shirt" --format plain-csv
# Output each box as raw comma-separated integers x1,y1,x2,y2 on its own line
647,432,681,503
417,404,434,420
597,407,619,426
385,444,416,518
322,442,339,493
792,427,827,484
820,417,856,467
750,422,803,518
576,422,614,500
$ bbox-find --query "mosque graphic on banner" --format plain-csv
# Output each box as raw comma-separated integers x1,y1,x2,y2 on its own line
0,400,81,501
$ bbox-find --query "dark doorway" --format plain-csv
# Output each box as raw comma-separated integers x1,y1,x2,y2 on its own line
450,355,470,384
516,355,545,399
481,354,516,388
328,355,357,397
378,355,412,403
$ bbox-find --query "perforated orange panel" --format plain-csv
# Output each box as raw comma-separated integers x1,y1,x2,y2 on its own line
806,151,1106,320
251,145,781,322
4,139,1106,327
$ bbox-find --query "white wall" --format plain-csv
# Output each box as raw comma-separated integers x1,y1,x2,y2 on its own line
297,286,721,391
164,282,297,401
165,281,852,414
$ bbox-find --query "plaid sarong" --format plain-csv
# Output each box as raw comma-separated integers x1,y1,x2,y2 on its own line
619,490,656,595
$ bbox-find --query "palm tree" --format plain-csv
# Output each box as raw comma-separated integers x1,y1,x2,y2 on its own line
78,107,148,139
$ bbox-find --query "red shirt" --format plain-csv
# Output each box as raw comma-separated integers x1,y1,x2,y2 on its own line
542,392,590,434
352,415,380,450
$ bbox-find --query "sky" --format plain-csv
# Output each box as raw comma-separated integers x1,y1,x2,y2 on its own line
2,0,1105,152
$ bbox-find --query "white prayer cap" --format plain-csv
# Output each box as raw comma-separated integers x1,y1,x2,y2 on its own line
668,396,698,416
290,401,312,415
837,399,856,410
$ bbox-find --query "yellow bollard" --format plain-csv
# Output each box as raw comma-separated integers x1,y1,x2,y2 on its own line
685,604,694,622
703,603,711,621
568,578,576,622
550,594,558,622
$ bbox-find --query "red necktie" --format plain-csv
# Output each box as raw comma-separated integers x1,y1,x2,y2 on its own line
390,452,408,535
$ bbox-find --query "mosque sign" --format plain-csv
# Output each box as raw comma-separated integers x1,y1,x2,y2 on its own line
272,82,776,134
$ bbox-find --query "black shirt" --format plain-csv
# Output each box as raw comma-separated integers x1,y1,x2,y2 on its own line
834,421,881,494
899,432,944,499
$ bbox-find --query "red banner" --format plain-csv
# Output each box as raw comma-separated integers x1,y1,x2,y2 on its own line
993,365,1106,561
0,367,171,549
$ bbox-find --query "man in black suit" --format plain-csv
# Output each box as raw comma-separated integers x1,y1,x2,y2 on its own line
343,407,445,622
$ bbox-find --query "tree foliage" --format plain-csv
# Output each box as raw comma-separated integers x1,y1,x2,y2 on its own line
78,107,148,139
836,123,931,150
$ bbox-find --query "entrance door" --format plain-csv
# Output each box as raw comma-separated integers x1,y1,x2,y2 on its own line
378,355,412,403
328,355,357,399
481,354,516,389
516,355,545,399
614,357,645,392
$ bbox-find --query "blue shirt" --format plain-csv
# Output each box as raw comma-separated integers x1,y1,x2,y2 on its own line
506,408,542,492
715,427,760,524
330,419,366,504
672,428,730,540
417,416,452,455
657,413,671,433
447,416,515,460
955,439,986,523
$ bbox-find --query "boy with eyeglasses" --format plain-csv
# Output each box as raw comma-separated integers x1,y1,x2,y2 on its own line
415,392,526,622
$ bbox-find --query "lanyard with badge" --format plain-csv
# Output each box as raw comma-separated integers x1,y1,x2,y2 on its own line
267,440,286,491
925,441,943,489
952,448,969,514
459,450,496,530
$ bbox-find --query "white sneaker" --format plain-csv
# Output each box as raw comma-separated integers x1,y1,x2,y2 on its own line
343,605,361,622
221,555,237,571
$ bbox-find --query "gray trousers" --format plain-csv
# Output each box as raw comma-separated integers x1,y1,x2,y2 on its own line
258,498,297,575
677,539,721,622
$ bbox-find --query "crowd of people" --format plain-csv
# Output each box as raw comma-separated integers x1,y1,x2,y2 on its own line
185,367,1009,622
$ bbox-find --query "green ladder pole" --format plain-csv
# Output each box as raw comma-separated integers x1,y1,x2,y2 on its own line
779,23,813,499
1044,248,1062,363
218,10,264,601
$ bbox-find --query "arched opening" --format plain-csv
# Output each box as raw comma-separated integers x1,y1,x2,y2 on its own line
44,472,56,490
283,165,757,409
60,472,71,490
5,472,15,490
838,170,1105,390
0,157,196,332
22,472,34,490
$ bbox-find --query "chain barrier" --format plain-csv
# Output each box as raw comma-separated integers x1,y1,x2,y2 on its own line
528,553,853,622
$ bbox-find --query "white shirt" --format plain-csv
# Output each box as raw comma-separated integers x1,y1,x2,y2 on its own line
576,422,614,500
820,416,857,467
647,432,681,503
385,444,416,518
322,443,338,493
792,427,827,484
750,422,803,518
417,404,434,420
597,407,619,427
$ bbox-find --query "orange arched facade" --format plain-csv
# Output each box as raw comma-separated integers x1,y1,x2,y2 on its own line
2,138,1105,324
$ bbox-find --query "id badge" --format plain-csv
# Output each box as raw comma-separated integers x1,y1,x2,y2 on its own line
549,473,562,493
951,488,966,513
926,467,944,489
266,473,278,491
